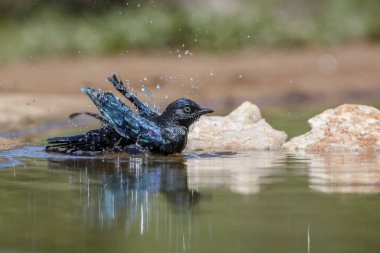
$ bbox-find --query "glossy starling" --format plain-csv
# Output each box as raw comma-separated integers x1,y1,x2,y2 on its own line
46,74,213,155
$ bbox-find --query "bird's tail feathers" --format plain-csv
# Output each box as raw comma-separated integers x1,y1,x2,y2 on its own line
45,134,95,154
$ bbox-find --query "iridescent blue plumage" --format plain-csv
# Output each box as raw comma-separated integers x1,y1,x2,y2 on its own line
81,87,164,145
46,74,213,155
107,74,159,120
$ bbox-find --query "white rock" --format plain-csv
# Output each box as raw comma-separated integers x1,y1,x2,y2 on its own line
227,101,262,124
283,104,380,152
185,101,287,151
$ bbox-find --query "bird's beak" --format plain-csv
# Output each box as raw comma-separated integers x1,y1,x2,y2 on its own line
198,107,214,116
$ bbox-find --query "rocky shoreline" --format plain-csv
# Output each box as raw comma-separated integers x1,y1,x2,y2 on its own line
0,102,379,153
186,102,379,152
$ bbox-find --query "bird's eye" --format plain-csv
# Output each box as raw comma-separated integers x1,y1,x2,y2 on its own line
184,106,191,113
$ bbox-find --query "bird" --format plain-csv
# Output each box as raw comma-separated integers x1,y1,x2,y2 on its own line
45,74,213,156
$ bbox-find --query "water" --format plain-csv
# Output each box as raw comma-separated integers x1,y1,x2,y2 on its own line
0,146,380,253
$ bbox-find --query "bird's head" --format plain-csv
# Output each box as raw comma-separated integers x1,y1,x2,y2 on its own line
161,98,214,128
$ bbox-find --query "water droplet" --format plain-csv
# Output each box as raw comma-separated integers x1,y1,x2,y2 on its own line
210,72,214,76
178,54,182,58
238,74,243,79
191,83,199,89
156,84,161,90
141,84,153,97
288,80,294,84
127,89,136,98
184,50,190,55
137,3,141,8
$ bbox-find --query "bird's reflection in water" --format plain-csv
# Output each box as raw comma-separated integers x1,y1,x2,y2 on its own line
47,156,201,234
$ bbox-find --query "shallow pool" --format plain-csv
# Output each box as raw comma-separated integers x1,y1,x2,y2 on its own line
0,146,379,253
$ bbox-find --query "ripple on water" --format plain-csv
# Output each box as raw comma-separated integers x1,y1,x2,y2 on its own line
1,146,380,195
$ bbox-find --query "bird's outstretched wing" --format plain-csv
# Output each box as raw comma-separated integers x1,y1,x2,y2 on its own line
107,74,159,120
81,87,165,146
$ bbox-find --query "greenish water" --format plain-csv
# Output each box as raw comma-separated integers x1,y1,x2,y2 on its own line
0,146,380,253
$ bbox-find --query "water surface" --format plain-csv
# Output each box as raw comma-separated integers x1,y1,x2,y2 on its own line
0,146,379,253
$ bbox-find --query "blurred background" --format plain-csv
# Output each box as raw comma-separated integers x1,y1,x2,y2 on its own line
0,0,379,133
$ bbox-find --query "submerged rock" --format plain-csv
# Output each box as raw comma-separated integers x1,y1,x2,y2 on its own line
283,104,380,152
185,101,287,151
